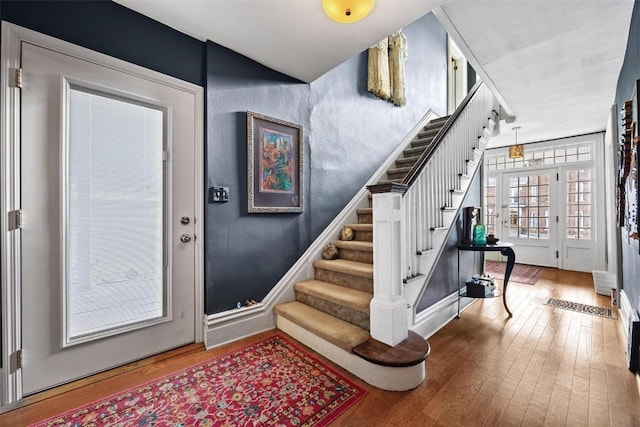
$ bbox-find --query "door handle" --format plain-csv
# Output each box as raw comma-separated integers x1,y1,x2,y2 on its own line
180,234,192,243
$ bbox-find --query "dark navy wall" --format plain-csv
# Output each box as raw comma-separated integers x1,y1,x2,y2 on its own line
417,171,482,311
615,1,640,315
205,13,447,313
205,41,311,313
0,0,204,86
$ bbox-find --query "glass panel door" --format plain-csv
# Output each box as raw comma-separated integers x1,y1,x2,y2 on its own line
500,171,558,267
506,174,550,240
65,87,167,345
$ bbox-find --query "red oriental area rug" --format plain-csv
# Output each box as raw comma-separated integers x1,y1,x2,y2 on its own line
485,261,545,285
32,335,366,427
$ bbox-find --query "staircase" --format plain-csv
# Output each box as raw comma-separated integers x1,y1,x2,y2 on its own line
274,117,451,390
274,82,498,391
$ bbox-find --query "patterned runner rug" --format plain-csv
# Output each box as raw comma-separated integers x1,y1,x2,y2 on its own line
486,261,545,285
544,298,617,319
32,335,366,427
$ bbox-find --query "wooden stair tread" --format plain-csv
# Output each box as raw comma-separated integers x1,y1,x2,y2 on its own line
356,208,372,215
313,259,373,278
274,301,370,351
295,280,371,313
352,331,430,367
333,240,373,251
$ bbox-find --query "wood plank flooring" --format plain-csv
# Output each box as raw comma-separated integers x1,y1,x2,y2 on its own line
1,268,639,426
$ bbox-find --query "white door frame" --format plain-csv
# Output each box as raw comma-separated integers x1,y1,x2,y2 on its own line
0,22,204,409
484,133,606,272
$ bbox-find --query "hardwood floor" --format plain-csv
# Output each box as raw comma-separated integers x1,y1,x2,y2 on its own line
2,269,639,426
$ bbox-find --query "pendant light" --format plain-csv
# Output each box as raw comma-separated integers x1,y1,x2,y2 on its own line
322,0,375,24
508,126,524,159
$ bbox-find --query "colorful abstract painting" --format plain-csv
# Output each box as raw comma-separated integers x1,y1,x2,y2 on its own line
259,128,294,193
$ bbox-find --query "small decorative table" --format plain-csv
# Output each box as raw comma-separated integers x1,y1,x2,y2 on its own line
456,242,515,317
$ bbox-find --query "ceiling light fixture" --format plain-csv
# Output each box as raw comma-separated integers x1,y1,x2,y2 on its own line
508,126,524,159
322,0,375,24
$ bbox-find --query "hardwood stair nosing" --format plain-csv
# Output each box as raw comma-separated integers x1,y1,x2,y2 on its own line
352,331,430,367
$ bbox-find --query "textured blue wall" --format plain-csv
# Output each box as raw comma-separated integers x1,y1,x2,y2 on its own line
205,13,448,313
309,13,448,236
615,1,640,314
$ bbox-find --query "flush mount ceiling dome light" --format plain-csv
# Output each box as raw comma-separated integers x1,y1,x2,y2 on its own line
322,0,375,23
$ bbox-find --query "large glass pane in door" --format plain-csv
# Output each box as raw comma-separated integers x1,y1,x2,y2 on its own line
65,86,166,345
506,174,550,239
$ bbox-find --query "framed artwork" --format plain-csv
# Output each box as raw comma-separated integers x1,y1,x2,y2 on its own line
247,111,303,213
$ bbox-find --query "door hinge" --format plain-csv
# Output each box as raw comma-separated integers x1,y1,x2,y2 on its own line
9,349,22,373
9,68,23,89
556,173,559,181
8,209,22,231
556,250,559,259
556,215,559,223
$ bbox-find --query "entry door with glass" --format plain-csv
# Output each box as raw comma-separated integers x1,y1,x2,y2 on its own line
499,171,558,267
19,41,200,395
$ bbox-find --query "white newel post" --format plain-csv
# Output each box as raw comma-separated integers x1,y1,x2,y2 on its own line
367,183,408,347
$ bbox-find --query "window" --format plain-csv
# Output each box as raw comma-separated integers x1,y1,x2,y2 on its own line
485,177,497,236
486,144,592,171
566,169,591,240
507,174,550,239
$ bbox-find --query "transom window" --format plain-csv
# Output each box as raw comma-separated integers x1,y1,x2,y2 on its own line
486,144,591,171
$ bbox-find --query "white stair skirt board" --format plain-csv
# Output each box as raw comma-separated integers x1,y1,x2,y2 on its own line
411,289,475,339
276,316,426,391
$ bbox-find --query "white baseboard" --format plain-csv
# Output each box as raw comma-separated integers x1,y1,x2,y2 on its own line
411,288,475,339
621,290,633,342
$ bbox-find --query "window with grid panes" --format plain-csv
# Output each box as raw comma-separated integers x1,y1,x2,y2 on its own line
507,174,550,239
566,169,591,239
485,177,497,235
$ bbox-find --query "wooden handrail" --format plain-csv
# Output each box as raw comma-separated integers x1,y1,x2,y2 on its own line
402,81,485,188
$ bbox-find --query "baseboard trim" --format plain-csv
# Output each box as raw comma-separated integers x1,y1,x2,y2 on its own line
412,288,475,339
621,290,633,341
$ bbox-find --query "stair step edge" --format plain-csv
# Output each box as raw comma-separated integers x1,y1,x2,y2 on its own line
275,301,370,351
333,240,373,251
313,259,373,278
295,280,372,313
344,223,373,231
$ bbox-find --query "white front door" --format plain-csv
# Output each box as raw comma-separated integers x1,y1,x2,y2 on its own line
18,39,200,395
499,170,558,267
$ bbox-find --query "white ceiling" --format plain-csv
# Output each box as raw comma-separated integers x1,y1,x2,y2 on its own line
115,0,635,148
